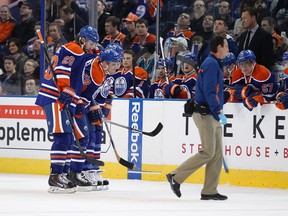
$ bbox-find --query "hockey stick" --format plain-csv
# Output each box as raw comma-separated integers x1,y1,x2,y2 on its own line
159,37,169,83
36,29,104,166
103,119,163,137
99,110,135,169
223,158,229,173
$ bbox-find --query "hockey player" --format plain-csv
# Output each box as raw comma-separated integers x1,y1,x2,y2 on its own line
164,52,198,99
221,52,239,103
81,44,123,190
149,59,170,98
35,25,99,193
111,49,148,98
231,50,278,111
275,52,288,110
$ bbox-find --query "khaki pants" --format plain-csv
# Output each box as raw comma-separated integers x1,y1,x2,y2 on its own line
171,112,223,195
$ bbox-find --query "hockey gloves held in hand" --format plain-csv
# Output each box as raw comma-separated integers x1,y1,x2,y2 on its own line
218,113,227,125
88,105,102,126
234,85,253,100
275,92,288,110
101,95,113,118
184,99,195,115
75,99,86,118
56,87,76,111
243,92,264,111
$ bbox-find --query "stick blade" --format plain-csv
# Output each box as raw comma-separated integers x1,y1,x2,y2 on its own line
142,122,163,137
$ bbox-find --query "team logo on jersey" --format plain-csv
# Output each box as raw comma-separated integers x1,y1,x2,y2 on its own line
180,85,192,98
154,89,165,99
135,5,146,18
83,59,93,86
101,77,114,98
115,77,127,96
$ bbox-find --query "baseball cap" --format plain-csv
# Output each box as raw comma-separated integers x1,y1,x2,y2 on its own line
170,37,188,49
123,13,138,22
18,1,33,9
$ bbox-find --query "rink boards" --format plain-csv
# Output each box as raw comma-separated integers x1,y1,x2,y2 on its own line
0,97,287,189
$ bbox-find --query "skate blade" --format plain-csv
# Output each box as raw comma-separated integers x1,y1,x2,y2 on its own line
48,186,76,194
76,186,93,192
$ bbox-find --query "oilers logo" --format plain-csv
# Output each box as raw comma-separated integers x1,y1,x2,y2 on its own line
101,77,114,98
115,77,127,96
180,85,192,99
83,59,93,86
154,89,165,99
135,5,146,18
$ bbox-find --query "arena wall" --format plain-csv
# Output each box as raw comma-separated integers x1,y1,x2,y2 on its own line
0,97,287,189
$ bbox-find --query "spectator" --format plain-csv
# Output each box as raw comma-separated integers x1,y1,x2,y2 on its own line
238,7,273,69
0,55,21,95
97,0,110,42
21,58,39,94
23,77,39,96
60,0,88,24
189,0,207,32
137,42,157,82
194,13,214,42
122,13,139,50
254,0,271,25
164,13,195,48
130,0,163,26
47,22,68,57
0,5,16,47
101,16,126,48
7,38,28,75
111,0,137,21
216,0,235,31
232,0,255,42
261,16,283,47
60,6,85,42
12,1,38,47
213,18,238,57
30,39,41,63
131,18,156,54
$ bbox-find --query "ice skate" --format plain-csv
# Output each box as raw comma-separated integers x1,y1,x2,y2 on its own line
82,170,102,191
48,173,76,194
95,170,109,191
68,172,93,192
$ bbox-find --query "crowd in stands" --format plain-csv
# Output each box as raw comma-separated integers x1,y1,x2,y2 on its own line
0,0,288,104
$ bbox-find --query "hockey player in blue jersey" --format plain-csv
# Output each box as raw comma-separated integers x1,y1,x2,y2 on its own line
231,50,278,111
164,52,198,99
111,49,148,98
275,51,288,110
149,59,170,99
35,25,99,193
80,44,123,190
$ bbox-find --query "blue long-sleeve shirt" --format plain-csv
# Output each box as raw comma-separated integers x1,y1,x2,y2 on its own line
195,53,224,120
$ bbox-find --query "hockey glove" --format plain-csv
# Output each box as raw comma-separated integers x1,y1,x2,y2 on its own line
218,113,227,125
275,92,288,110
56,87,75,111
88,104,102,126
164,83,181,98
102,95,113,118
234,85,253,100
184,99,195,115
243,92,264,111
75,99,86,118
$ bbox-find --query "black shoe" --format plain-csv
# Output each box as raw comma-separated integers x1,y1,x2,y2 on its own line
201,193,228,200
166,173,181,198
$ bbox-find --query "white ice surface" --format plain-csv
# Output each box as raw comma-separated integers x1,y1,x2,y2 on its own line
0,174,287,216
